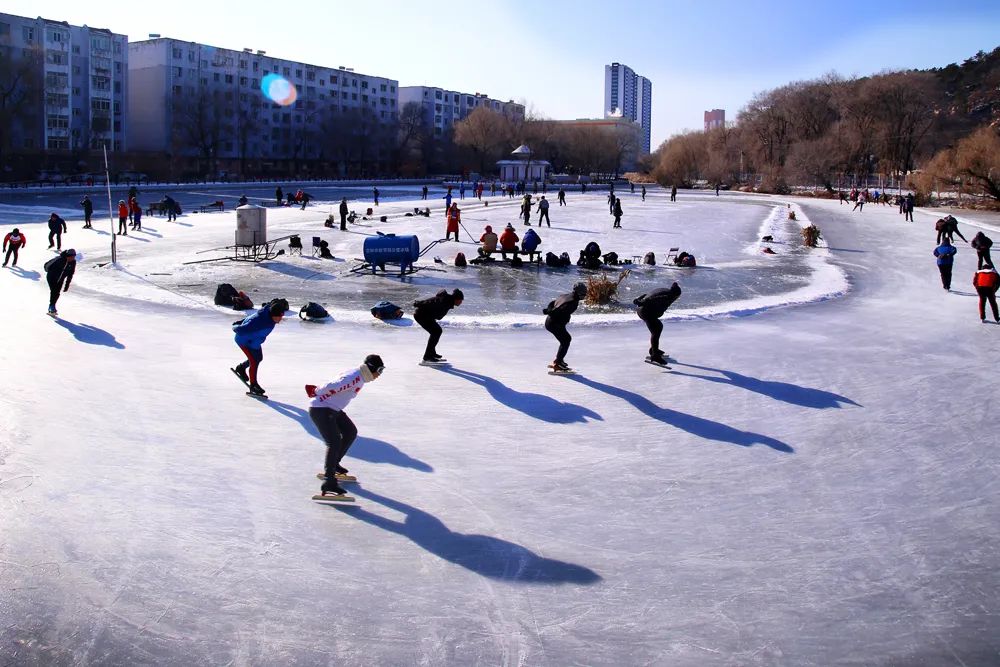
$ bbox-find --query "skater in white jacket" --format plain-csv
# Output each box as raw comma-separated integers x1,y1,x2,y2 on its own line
306,354,385,497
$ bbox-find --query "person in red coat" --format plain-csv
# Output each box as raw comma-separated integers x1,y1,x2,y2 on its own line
973,266,1000,323
445,204,461,242
117,200,129,235
3,228,26,267
498,223,519,260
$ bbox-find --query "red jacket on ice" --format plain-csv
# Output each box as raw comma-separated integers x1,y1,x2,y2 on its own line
973,268,999,290
3,232,26,251
118,202,129,218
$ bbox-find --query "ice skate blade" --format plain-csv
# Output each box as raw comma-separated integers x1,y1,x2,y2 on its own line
316,472,357,482
246,392,268,400
645,358,672,369
419,360,450,367
548,369,576,375
312,494,356,504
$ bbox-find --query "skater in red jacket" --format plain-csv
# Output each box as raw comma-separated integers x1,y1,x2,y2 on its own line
3,228,26,267
973,266,1000,323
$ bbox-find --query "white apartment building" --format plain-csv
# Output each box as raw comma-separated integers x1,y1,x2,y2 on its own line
128,37,398,169
0,13,127,154
604,62,652,154
398,86,525,136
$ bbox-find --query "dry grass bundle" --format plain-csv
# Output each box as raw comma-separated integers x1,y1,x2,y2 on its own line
787,209,797,220
801,225,822,247
585,269,630,305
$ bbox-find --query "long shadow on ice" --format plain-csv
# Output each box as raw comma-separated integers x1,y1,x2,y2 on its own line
437,366,602,424
565,374,793,453
340,486,601,585
52,319,125,349
9,266,40,281
669,362,861,409
264,400,433,471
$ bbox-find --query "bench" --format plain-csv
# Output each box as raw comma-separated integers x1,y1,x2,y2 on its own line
146,202,167,216
198,200,225,213
477,248,542,264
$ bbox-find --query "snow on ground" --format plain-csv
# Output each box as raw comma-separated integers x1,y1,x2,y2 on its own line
0,188,998,666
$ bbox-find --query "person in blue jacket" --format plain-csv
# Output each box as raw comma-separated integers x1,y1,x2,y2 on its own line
522,228,541,254
232,299,288,395
933,239,957,290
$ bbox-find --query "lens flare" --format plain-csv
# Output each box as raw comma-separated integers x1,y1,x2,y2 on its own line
261,73,297,106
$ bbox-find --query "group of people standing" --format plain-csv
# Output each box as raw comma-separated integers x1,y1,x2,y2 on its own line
933,216,999,323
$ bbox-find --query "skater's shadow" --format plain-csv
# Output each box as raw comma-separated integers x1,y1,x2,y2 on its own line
437,366,602,424
341,486,601,585
265,400,433,472
669,362,861,409
948,290,976,297
137,228,163,238
374,317,414,327
260,262,336,281
52,319,125,349
565,374,793,453
9,266,40,281
120,234,150,243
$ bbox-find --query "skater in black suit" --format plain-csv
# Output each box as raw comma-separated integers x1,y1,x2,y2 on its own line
543,283,587,372
634,283,682,364
413,289,463,363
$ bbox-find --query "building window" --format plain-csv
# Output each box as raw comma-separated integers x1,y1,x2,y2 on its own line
115,62,122,73
225,74,233,83
435,90,442,99
72,45,80,54
380,83,386,92
331,76,337,85
390,85,395,92
240,77,248,86
174,67,183,77
306,71,315,81
23,27,35,41
213,73,220,82
351,79,357,88
173,85,183,96
239,60,247,69
173,47,182,59
188,51,195,62
113,121,121,132
0,22,9,37
282,67,290,76
351,93,357,100
253,61,258,72
114,82,121,93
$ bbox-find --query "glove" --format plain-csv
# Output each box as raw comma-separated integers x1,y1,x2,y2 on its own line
305,384,317,398
63,285,69,292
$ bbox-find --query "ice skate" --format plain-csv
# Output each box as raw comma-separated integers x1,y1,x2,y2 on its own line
316,471,358,483
232,365,249,383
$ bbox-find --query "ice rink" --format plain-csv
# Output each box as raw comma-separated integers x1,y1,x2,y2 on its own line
1,186,998,665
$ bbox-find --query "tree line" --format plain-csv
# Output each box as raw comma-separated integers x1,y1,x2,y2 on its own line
652,47,1000,202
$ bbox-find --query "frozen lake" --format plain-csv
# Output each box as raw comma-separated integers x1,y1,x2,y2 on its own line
1,191,996,665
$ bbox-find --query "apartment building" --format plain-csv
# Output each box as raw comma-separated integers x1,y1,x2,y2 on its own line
0,12,127,155
704,109,725,131
127,37,398,173
398,86,525,135
604,62,652,154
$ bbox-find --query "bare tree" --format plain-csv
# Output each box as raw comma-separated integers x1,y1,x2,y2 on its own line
0,46,43,171
172,89,229,176
453,107,514,174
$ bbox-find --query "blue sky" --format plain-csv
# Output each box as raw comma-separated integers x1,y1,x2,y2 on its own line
8,0,999,148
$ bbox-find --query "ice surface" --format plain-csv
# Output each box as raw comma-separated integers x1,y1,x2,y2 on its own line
0,187,997,665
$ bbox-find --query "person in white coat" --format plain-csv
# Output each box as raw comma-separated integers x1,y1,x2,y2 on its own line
306,354,385,497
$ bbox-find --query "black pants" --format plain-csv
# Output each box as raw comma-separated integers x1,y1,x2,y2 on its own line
84,212,92,227
613,214,622,227
641,314,663,356
904,209,913,222
47,278,64,309
48,230,62,249
538,210,550,226
3,246,19,266
545,317,571,364
119,217,128,234
340,212,347,230
977,286,999,321
309,408,358,481
415,312,442,359
977,249,993,269
938,264,952,290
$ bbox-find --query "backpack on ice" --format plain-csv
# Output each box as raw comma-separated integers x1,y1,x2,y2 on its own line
299,302,329,320
643,252,656,265
510,255,523,268
233,291,254,310
214,283,239,307
454,252,467,267
559,252,571,267
371,300,404,320
545,251,562,267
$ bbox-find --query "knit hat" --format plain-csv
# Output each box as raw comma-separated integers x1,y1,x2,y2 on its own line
364,354,385,374
505,223,514,230
64,248,77,257
573,282,587,298
485,225,492,233
452,288,464,301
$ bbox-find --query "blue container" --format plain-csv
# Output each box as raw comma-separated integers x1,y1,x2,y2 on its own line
362,233,420,274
